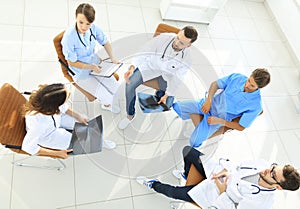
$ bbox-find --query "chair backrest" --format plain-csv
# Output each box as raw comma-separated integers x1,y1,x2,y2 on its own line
153,23,180,37
53,31,74,82
0,83,27,153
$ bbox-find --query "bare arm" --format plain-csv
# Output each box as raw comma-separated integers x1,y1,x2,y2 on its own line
207,117,245,131
103,42,119,64
36,147,73,159
201,81,220,113
67,60,101,73
65,108,88,125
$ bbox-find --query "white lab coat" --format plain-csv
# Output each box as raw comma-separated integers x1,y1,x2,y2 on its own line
22,103,76,155
188,158,276,209
131,33,192,96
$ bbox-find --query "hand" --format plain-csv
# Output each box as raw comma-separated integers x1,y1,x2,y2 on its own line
57,149,73,159
110,58,120,64
207,116,225,125
158,94,168,105
90,64,101,73
124,66,134,84
77,115,89,125
201,99,211,113
211,169,229,194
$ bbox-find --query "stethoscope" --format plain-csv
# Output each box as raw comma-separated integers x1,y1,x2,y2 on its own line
75,24,96,49
161,37,184,60
237,166,276,194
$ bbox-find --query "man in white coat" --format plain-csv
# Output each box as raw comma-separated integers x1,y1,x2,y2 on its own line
137,146,300,209
118,26,198,129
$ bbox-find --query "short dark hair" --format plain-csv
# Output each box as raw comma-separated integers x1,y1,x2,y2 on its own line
280,165,300,191
76,3,95,23
181,26,198,43
251,68,271,88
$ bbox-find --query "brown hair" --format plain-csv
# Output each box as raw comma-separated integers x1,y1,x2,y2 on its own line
280,165,300,191
251,68,271,88
75,3,95,23
181,26,198,43
22,83,67,116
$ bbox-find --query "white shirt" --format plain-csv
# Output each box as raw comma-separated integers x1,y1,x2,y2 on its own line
22,103,72,155
132,33,192,96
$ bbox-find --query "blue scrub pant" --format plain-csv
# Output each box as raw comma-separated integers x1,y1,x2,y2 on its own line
125,68,167,116
173,99,222,148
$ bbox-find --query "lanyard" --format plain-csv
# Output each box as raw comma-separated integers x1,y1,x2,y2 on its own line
75,24,96,48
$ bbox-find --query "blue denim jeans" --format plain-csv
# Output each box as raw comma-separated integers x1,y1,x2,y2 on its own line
125,68,167,116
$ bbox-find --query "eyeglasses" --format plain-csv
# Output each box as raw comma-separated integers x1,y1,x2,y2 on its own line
270,163,281,186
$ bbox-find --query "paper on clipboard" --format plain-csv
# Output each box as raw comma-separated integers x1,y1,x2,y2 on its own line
91,61,123,77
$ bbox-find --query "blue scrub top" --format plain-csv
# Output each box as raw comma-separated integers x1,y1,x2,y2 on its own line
212,73,262,128
61,24,108,79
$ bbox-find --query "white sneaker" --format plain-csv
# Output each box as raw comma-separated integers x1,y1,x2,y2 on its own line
118,116,134,130
172,169,187,180
101,104,121,114
103,140,116,149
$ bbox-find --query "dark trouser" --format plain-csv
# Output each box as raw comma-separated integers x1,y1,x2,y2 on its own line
151,146,206,203
182,145,207,178
152,182,195,202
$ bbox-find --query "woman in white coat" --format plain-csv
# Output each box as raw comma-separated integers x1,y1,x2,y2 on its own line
137,146,300,209
22,83,115,159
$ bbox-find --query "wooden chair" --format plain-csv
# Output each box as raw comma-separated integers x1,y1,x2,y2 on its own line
0,83,66,170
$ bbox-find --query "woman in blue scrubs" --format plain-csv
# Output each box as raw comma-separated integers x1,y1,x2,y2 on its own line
61,3,120,113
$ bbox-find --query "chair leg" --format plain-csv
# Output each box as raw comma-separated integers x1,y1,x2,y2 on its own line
12,155,66,171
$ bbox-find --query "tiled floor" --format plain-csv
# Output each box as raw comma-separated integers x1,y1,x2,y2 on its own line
0,0,300,209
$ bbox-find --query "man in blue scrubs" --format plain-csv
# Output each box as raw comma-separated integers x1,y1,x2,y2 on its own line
173,68,271,147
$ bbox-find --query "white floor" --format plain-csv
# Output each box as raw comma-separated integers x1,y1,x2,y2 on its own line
0,0,300,209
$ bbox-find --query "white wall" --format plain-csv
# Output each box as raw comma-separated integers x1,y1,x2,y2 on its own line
265,0,300,66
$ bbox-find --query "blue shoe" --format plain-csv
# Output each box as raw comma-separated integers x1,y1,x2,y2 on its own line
136,176,157,189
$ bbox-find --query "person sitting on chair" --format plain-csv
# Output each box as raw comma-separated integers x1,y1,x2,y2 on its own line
118,26,198,129
137,146,300,209
173,68,271,148
22,83,116,159
61,3,120,113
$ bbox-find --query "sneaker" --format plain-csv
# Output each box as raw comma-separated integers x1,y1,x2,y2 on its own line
103,140,116,149
170,201,185,209
118,116,134,130
101,104,121,114
172,170,187,180
136,176,157,189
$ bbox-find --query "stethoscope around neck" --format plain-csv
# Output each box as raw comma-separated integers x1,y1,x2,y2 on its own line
161,37,184,60
238,166,276,195
75,24,96,48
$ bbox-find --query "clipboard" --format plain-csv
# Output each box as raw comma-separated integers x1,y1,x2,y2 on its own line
91,61,123,78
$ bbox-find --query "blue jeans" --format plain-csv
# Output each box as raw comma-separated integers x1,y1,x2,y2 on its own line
151,146,206,203
126,68,167,116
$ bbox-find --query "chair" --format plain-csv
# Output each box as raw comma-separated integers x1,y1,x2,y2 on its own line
0,83,66,170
